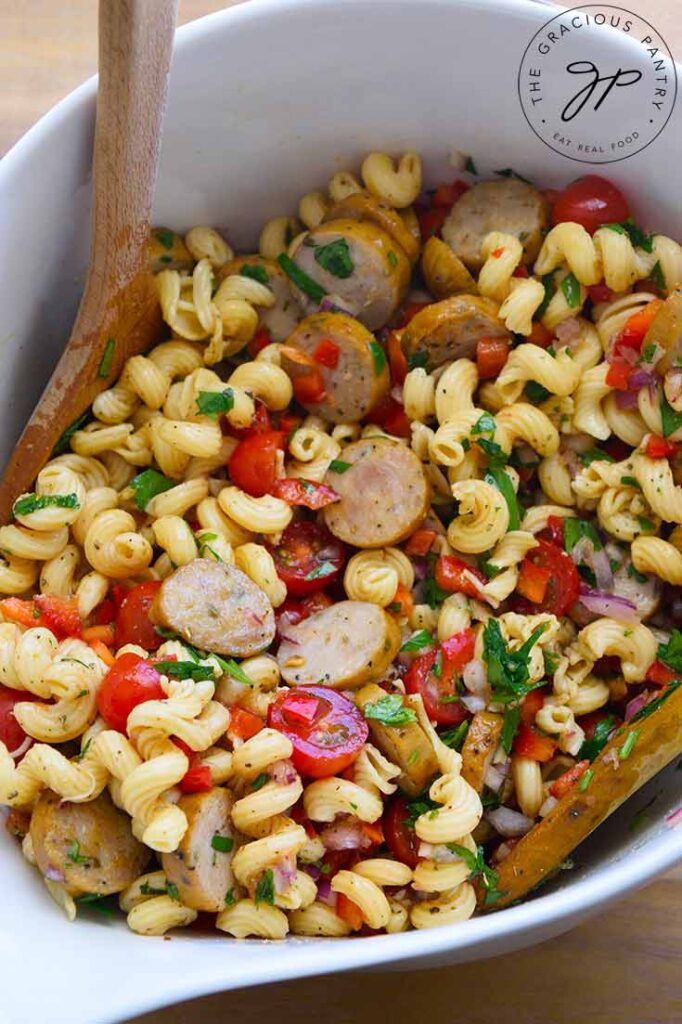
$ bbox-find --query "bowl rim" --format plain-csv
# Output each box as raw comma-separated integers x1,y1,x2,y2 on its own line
1,0,681,1016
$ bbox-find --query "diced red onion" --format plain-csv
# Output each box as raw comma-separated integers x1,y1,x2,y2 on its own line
492,839,519,863
615,388,640,409
7,735,32,760
578,584,638,622
483,763,507,793
627,367,657,391
665,806,682,828
555,317,582,345
319,296,354,317
486,806,535,838
272,858,297,894
44,865,66,883
460,694,486,714
412,556,428,582
268,759,298,786
625,691,651,721
539,795,559,818
316,877,336,905
320,818,371,851
303,863,321,882
463,658,487,696
571,538,613,591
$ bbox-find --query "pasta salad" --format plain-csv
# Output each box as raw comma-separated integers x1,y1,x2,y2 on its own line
1,151,682,939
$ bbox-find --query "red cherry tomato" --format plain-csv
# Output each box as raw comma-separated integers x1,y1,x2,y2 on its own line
270,478,341,510
97,653,165,733
382,795,421,869
247,327,273,358
267,521,345,596
268,685,368,778
228,430,286,497
513,722,557,762
0,686,40,757
552,175,630,235
179,761,213,793
34,595,82,638
115,581,163,652
404,629,475,726
645,660,677,686
476,337,510,379
587,283,613,304
514,539,580,616
313,338,341,368
646,435,678,459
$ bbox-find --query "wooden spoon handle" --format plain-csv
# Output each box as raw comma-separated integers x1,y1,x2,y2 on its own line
0,0,178,518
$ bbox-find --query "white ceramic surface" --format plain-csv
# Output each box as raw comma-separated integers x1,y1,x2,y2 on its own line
0,1,681,1022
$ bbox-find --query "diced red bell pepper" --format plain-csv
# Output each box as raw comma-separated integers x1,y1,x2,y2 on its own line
179,761,213,794
313,338,341,368
645,435,678,459
435,555,487,599
516,559,551,604
587,283,613,304
404,528,437,557
34,595,82,639
513,722,557,762
228,707,264,741
441,627,476,672
398,301,430,328
270,478,341,510
550,760,590,799
336,892,364,930
387,330,408,385
476,337,509,379
605,359,632,390
544,515,566,547
247,327,273,358
390,583,413,618
646,660,677,686
512,265,530,278
432,179,469,208
527,321,554,348
520,688,547,726
369,395,411,438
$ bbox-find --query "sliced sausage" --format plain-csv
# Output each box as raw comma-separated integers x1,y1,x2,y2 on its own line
483,682,682,909
287,218,411,330
442,179,549,270
461,712,503,793
218,254,302,342
322,438,430,548
642,292,682,373
277,600,400,689
421,236,478,299
30,790,149,896
161,788,235,912
401,294,510,370
324,191,420,263
150,558,276,657
355,683,439,797
280,312,389,423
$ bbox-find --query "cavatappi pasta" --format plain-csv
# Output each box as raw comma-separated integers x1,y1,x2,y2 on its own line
2,154,682,941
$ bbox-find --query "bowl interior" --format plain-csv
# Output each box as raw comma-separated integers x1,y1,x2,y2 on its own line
1,1,681,1022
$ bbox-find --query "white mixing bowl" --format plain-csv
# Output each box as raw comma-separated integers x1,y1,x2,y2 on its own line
1,2,680,1022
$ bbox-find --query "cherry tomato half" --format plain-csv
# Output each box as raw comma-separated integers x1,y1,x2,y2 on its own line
268,684,368,778
267,521,345,596
552,175,630,235
115,581,163,652
275,591,334,638
382,795,421,869
0,686,40,757
228,429,286,497
404,630,475,726
514,539,579,616
476,337,509,380
97,653,165,733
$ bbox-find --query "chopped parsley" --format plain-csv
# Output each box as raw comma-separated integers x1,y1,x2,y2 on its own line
76,893,115,916
407,749,420,765
211,833,234,853
472,412,496,435
637,515,655,533
500,705,521,754
494,168,533,184
560,272,581,308
659,393,682,438
525,380,551,404
154,228,175,250
313,238,354,278
250,773,269,792
578,714,615,760
363,693,417,727
440,720,469,750
240,263,269,285
446,843,503,903
197,531,223,562
631,679,682,724
13,492,79,517
328,459,351,474
650,260,666,292
130,468,174,510
483,618,547,704
277,253,327,303
658,629,682,673
52,411,89,456
387,250,398,267
403,794,439,828
65,840,93,866
196,388,235,420
303,560,338,581
626,563,648,584
368,340,387,376
563,517,602,555
140,881,170,897
536,272,556,319
407,350,428,371
602,218,654,253
255,869,275,906
98,338,116,378
639,342,657,364
620,475,640,488
224,888,236,907
578,447,615,467
477,438,508,469
485,467,520,530
400,630,434,653
223,659,254,687
619,729,640,760
465,156,478,175
154,660,215,682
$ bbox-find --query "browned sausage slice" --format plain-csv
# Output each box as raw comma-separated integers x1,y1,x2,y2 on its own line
483,682,682,909
461,712,503,793
442,179,549,270
322,438,430,548
280,312,389,423
218,254,302,342
286,218,411,330
355,683,439,797
277,600,400,688
150,559,276,657
30,790,149,896
161,788,235,912
401,294,510,370
324,191,420,263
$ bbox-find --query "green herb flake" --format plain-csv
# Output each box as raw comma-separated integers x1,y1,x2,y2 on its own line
494,168,532,184
387,250,398,267
407,749,419,765
536,272,556,319
364,693,417,727
477,437,508,469
224,887,236,907
277,253,327,303
603,218,653,253
98,338,116,379
240,263,269,285
13,492,80,517
578,768,593,792
154,228,175,250
446,843,501,896
250,773,269,792
658,629,682,673
328,459,351,474
465,156,478,175
196,388,235,420
578,447,615,468
525,380,551,403
76,893,115,916
637,515,655,533
66,840,93,866
303,560,337,581
483,618,547,704
630,679,682,724
440,720,469,750
224,658,254,687
255,869,275,906
563,517,602,555
166,882,180,902
560,272,581,308
485,467,520,530
578,714,615,760
650,261,666,292
407,350,428,371
313,238,355,279
130,469,174,511
501,705,521,754
659,393,682,438
403,795,439,828
140,882,169,897
368,340,387,377
154,660,215,682
619,729,640,761
472,412,496,435
211,833,234,853
620,475,640,488
639,343,657,364
399,629,434,653
52,411,90,456
627,563,648,584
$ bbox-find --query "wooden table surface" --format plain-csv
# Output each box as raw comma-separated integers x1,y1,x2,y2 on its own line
2,2,681,1022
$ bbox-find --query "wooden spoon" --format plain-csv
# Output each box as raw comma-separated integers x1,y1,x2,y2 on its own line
0,0,178,520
